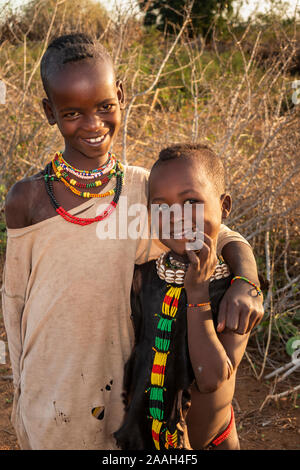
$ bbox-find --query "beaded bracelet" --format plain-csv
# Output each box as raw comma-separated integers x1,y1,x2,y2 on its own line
231,276,262,296
186,302,211,311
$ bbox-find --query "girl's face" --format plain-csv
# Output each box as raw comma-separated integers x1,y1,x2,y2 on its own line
149,157,231,259
42,59,124,166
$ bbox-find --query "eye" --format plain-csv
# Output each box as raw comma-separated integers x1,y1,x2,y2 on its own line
99,104,116,112
184,199,198,205
158,203,169,212
64,111,80,119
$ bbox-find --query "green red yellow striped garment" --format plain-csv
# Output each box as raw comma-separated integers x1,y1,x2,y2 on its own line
146,285,183,450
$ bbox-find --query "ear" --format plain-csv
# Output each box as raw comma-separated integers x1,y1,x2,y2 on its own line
116,79,125,110
221,194,232,220
42,98,57,126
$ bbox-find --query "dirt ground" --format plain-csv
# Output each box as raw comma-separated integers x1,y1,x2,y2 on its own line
234,361,300,450
0,323,299,450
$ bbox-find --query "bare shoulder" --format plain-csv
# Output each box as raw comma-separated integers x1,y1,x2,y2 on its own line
5,171,45,229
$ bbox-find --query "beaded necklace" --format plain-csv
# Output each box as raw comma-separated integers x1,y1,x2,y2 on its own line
156,253,230,286
44,160,123,226
51,159,117,199
146,285,183,450
53,157,116,189
156,253,188,285
147,254,231,450
56,151,115,179
147,253,187,449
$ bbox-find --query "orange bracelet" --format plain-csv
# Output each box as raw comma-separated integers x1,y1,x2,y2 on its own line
186,302,211,309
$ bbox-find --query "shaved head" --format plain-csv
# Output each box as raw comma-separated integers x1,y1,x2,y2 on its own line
41,33,113,99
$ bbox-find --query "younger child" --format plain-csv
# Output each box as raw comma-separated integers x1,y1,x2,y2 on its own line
114,144,259,450
2,34,262,450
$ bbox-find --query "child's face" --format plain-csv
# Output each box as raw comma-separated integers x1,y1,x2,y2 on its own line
149,157,231,258
42,59,124,161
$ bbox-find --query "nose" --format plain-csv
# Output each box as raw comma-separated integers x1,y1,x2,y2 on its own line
83,114,105,132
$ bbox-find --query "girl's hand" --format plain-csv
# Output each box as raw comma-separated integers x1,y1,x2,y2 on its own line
217,242,264,334
184,233,218,303
217,280,264,334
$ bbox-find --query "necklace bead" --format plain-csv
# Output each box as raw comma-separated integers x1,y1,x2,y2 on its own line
52,159,119,199
156,253,231,285
56,151,115,179
44,155,124,226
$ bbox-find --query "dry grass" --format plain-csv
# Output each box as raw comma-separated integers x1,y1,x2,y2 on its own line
0,0,299,396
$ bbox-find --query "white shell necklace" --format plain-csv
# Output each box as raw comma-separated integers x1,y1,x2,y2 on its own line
155,253,188,285
156,252,231,286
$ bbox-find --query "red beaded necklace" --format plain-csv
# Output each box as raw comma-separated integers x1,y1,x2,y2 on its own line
44,157,124,226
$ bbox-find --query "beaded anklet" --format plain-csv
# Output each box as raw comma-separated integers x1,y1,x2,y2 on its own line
231,276,262,296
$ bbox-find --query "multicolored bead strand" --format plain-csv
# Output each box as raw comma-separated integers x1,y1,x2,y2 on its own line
165,429,178,449
230,276,262,296
53,157,117,189
146,285,183,450
55,151,115,179
51,159,117,199
44,160,123,226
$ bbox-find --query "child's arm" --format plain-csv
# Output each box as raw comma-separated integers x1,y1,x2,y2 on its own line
136,220,264,336
5,180,32,229
187,308,248,393
2,183,32,389
217,225,264,335
2,235,31,389
184,238,249,393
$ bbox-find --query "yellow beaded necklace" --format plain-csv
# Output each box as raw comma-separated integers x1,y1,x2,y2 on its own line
51,159,115,199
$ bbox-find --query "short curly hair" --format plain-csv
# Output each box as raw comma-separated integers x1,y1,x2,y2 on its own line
151,143,226,195
40,33,113,98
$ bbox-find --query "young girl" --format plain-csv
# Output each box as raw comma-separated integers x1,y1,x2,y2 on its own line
2,34,263,450
114,144,259,450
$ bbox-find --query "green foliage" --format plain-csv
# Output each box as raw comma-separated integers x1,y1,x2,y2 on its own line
138,0,234,37
0,219,7,257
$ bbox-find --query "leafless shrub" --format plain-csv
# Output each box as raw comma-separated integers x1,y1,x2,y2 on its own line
0,0,299,394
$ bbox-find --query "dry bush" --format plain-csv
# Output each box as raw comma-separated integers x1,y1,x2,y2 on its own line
116,18,300,387
0,0,299,395
0,0,108,43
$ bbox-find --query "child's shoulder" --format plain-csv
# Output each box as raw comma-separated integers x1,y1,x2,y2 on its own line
123,165,150,202
5,171,45,229
125,164,149,182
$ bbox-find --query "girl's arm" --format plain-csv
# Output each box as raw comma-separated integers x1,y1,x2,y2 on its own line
187,303,249,393
2,235,31,389
219,241,264,334
2,185,32,389
139,223,264,335
184,237,249,393
217,225,264,334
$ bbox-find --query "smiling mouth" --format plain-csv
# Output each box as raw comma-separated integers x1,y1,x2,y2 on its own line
169,227,198,239
82,134,107,144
